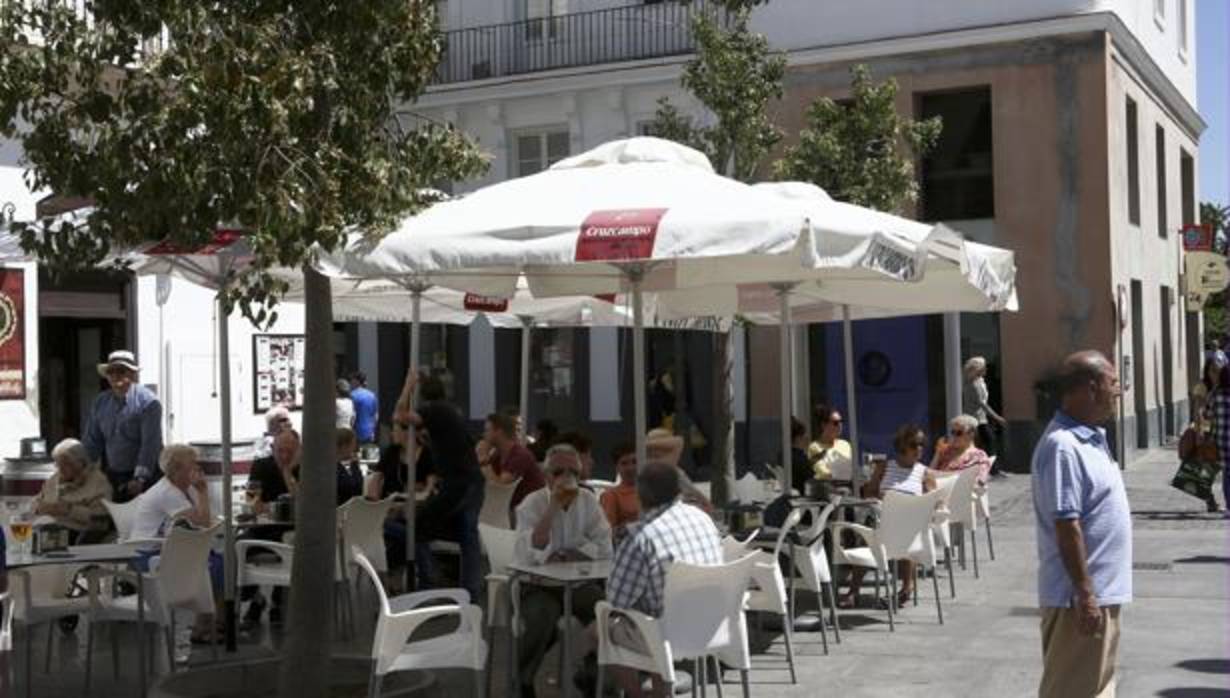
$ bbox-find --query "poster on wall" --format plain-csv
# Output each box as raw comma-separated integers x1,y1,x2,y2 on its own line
0,269,25,400
252,334,305,413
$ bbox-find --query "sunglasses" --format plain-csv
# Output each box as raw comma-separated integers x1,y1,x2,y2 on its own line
949,428,967,436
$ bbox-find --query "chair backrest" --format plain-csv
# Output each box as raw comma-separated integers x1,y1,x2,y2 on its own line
772,507,806,559
878,489,945,558
946,466,982,527
659,553,758,666
340,496,395,572
0,591,12,652
155,524,219,613
103,499,141,541
479,477,521,529
795,501,836,543
351,546,393,617
479,523,518,574
720,529,758,562
745,550,787,615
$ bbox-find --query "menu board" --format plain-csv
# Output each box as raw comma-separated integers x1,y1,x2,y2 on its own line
252,334,305,413
0,269,25,400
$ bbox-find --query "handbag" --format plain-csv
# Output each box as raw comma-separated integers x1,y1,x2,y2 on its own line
1171,459,1219,502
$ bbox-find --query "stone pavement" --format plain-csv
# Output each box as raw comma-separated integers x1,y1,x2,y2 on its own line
9,447,1229,697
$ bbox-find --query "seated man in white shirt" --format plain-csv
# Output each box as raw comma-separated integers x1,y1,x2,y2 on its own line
129,444,219,642
514,444,613,698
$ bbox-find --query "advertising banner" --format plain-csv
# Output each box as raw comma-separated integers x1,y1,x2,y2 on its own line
0,269,25,399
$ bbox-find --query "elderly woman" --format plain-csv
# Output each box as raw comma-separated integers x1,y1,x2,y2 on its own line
930,415,993,485
839,424,936,609
32,438,113,543
963,356,1006,475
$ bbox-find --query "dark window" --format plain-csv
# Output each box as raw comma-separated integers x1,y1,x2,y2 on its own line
1127,97,1140,225
1180,148,1195,225
919,87,994,221
1156,125,1167,238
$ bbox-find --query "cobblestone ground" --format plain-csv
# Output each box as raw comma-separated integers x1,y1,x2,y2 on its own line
13,448,1229,697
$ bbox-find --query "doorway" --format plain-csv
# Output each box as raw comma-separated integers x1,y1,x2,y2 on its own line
1131,280,1147,449
1160,285,1175,439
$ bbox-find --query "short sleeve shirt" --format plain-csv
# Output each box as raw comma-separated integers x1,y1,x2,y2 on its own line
130,478,198,541
1031,411,1133,608
419,401,482,498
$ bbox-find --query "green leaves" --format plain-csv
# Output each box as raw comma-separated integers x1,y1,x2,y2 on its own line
775,64,941,211
649,7,784,182
0,0,486,328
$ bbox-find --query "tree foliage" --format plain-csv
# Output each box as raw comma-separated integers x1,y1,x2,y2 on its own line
775,64,941,211
0,4,485,698
649,5,784,181
1200,201,1230,343
0,0,485,321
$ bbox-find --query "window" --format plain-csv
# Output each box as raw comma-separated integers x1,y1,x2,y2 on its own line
636,120,659,137
1156,125,1167,238
1127,97,1140,226
526,0,568,40
514,129,570,177
1178,0,1189,56
919,87,994,221
1180,148,1195,225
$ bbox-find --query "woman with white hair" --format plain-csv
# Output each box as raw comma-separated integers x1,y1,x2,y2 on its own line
930,414,993,485
130,444,212,541
962,356,1006,475
31,438,113,542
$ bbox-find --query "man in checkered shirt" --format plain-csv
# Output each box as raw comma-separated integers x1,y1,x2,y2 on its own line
604,460,722,695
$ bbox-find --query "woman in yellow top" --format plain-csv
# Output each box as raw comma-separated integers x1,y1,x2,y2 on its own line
808,404,853,480
32,438,114,543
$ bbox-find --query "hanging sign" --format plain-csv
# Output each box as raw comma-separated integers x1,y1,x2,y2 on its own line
0,269,25,399
575,208,667,262
1183,251,1230,308
1181,224,1215,252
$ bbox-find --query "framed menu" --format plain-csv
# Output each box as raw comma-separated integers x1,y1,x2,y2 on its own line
0,269,24,400
252,334,305,413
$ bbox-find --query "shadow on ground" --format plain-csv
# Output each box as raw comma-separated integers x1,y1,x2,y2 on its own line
1175,659,1230,674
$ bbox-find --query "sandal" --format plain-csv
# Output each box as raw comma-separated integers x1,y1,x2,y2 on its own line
836,593,857,609
896,589,913,608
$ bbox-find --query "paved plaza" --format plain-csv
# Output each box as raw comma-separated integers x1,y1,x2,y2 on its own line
9,447,1229,697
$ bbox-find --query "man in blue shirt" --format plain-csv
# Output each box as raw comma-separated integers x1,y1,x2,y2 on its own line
349,371,379,445
83,350,163,502
1031,350,1132,698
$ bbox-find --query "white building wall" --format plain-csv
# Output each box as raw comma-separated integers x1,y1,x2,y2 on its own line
134,276,306,447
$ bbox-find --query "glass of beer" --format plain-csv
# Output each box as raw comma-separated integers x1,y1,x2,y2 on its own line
10,511,33,559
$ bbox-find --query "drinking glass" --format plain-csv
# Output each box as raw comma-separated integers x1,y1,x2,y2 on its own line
10,510,33,559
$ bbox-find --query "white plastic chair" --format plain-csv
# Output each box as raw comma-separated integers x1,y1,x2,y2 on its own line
479,478,521,529
340,496,396,574
746,550,797,684
831,488,946,631
928,472,961,599
478,523,519,695
0,589,11,694
945,465,984,579
595,553,760,698
8,564,92,691
975,456,997,560
787,501,841,645
582,479,617,497
351,548,488,698
102,499,140,541
720,529,759,562
84,524,220,690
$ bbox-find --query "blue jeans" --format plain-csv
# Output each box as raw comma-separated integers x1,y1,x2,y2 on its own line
414,479,484,603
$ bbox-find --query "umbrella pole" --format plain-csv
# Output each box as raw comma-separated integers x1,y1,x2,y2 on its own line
519,316,532,442
404,286,423,592
776,285,794,495
217,295,237,652
842,305,862,494
631,270,647,468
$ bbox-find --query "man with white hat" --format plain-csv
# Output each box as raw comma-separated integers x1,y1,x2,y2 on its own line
83,350,164,502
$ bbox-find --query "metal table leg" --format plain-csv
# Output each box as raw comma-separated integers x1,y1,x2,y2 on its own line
561,582,573,698
137,570,147,698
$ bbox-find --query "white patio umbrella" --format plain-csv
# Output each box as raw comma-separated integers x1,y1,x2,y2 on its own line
319,138,820,466
132,230,252,651
650,181,1017,494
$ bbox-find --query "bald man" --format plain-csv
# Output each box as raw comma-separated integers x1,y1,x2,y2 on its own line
1031,350,1132,698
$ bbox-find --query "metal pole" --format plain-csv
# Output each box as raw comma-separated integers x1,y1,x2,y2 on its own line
404,286,423,591
631,271,647,468
217,295,237,652
519,316,532,442
943,313,963,420
842,305,862,493
777,285,794,494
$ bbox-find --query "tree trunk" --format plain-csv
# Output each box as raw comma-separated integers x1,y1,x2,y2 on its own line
278,265,336,698
709,329,735,506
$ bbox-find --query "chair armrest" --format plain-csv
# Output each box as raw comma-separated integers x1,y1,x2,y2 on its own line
594,601,667,660
235,540,294,562
829,522,876,548
388,588,472,614
8,569,34,613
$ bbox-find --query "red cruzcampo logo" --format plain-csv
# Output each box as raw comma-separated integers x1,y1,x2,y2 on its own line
463,294,510,312
576,209,667,262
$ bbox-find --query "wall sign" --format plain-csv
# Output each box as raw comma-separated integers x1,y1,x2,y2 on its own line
0,269,24,399
1183,251,1230,309
252,334,305,413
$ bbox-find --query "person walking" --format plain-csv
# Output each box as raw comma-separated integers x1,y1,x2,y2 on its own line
349,371,379,446
1201,363,1230,516
334,378,355,429
83,350,163,502
1032,350,1132,698
963,356,1007,476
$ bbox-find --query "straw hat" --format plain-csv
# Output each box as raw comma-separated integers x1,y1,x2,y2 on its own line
645,428,684,466
96,350,140,378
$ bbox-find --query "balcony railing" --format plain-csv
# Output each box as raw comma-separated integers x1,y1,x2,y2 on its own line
434,1,724,86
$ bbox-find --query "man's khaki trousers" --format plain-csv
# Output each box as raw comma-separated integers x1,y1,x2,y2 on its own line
1039,605,1121,698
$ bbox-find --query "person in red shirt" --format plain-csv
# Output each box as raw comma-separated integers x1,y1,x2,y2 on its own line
482,412,546,511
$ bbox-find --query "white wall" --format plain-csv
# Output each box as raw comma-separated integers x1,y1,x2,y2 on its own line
135,275,305,447
0,150,44,457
